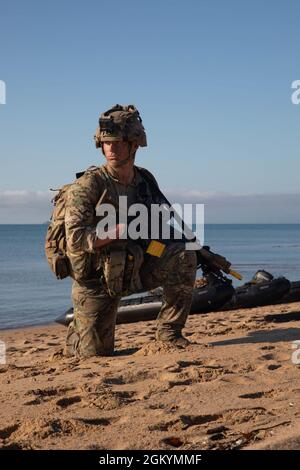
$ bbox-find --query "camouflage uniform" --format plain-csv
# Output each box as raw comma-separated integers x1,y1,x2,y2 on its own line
64,165,197,358
63,104,196,358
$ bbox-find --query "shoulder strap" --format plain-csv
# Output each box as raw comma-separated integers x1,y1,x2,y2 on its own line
76,165,99,179
136,166,159,189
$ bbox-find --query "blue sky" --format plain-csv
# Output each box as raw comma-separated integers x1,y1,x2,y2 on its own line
0,0,300,222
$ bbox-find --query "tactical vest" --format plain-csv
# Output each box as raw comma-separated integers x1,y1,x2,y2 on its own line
45,165,159,296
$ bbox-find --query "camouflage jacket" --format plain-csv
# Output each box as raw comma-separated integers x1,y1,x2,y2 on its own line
65,164,158,280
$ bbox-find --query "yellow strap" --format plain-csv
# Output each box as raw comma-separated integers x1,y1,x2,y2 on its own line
146,240,166,257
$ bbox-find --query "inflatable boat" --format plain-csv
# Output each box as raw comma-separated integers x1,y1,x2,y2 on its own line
272,280,300,305
55,276,235,327
223,270,291,309
55,271,292,327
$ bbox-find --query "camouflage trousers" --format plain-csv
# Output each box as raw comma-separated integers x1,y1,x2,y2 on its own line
64,243,197,358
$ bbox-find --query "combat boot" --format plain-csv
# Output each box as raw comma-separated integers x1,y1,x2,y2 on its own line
169,335,191,348
156,331,191,349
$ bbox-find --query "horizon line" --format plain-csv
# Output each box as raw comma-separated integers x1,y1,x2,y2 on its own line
1,223,300,226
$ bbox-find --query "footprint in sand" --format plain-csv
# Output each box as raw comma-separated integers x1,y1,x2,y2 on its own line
25,385,76,405
148,419,182,432
24,398,42,406
0,417,94,448
162,364,182,373
160,359,231,386
123,368,156,384
223,407,269,427
182,408,268,431
79,382,136,410
23,347,49,356
239,388,285,401
149,413,220,432
220,374,255,385
258,351,289,364
6,346,18,352
177,360,203,368
260,353,276,360
267,364,282,371
180,414,221,430
161,436,184,448
56,396,82,408
102,376,125,385
0,416,129,450
239,391,268,399
0,424,20,440
74,417,113,426
159,372,192,388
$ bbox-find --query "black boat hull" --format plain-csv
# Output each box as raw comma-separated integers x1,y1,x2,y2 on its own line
224,277,291,309
55,281,235,327
55,276,293,327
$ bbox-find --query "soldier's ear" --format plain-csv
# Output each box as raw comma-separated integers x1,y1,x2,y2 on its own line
130,141,139,155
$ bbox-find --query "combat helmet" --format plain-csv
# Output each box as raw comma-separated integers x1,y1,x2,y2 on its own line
94,104,147,148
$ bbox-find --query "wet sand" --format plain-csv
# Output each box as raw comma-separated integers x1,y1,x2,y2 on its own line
1,301,300,450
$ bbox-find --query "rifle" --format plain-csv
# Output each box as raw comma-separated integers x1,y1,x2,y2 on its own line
139,174,243,282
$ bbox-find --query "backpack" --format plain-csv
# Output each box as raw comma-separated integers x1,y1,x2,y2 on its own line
45,184,72,279
45,166,160,280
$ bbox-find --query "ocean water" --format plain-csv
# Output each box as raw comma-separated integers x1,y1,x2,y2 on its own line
0,224,300,330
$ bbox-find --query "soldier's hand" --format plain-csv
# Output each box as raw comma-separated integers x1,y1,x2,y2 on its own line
94,223,127,249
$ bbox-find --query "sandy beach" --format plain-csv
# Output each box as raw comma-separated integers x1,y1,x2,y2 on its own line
1,301,300,451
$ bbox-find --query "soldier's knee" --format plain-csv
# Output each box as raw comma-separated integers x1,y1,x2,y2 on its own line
161,248,196,287
178,249,197,273
175,249,197,286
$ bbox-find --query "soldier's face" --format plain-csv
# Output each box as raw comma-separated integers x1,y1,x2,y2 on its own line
102,141,138,166
102,141,129,162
